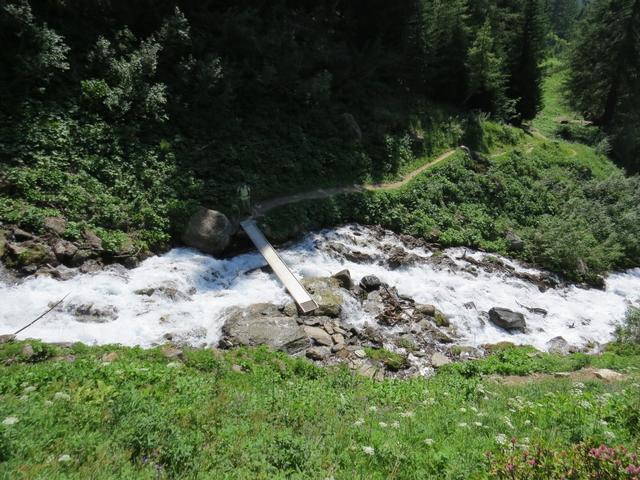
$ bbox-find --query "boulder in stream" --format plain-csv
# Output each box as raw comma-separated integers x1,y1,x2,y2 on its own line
488,307,526,332
220,304,310,354
182,207,236,256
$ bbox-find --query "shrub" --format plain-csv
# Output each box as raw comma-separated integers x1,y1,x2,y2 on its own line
488,442,640,479
616,308,640,345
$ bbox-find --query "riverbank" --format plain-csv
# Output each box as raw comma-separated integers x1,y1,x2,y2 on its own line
1,338,639,478
2,224,639,386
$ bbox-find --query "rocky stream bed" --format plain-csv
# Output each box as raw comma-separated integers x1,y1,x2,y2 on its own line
1,224,640,379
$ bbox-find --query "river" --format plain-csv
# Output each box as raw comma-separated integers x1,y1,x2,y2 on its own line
1,225,639,350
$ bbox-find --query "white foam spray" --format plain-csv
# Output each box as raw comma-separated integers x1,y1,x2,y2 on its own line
0,225,638,350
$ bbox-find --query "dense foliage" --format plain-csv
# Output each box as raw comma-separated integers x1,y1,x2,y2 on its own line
265,131,640,283
0,0,558,250
566,0,640,171
0,341,638,478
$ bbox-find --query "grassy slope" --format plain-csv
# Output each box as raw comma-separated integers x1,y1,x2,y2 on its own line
0,341,639,479
263,67,639,283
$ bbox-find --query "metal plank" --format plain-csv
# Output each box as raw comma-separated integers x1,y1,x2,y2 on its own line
240,220,318,314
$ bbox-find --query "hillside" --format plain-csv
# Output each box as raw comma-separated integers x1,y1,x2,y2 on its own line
1,1,640,479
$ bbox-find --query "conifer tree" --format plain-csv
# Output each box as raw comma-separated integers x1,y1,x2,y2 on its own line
508,0,547,120
466,19,510,117
567,0,640,126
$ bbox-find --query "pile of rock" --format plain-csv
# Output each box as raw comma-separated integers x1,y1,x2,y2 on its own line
0,218,137,277
218,269,463,379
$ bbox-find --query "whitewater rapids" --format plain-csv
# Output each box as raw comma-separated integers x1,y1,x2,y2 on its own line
1,225,639,351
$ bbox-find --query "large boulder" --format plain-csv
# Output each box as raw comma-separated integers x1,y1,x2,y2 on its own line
546,336,572,355
220,303,310,354
182,207,236,256
488,307,526,332
360,275,382,292
301,277,345,317
43,217,67,236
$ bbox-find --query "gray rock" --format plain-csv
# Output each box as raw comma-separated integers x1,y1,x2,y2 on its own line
53,240,78,262
83,230,103,251
594,369,625,381
162,346,183,359
360,275,381,292
505,231,524,252
306,346,331,361
64,303,118,323
21,343,34,358
546,336,571,355
387,247,421,269
332,333,345,346
43,217,67,236
431,352,451,368
301,277,345,318
220,304,310,354
415,304,436,317
70,249,95,267
12,228,35,241
363,290,385,317
304,326,333,346
102,352,119,362
182,207,235,256
332,269,353,290
79,259,103,274
0,334,16,344
419,321,454,344
488,308,526,332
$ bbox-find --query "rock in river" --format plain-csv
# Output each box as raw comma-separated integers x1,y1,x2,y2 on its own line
488,307,526,332
220,304,310,354
182,207,236,256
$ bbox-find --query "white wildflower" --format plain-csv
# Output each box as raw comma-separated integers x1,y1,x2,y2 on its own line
424,438,435,446
2,416,18,426
379,422,388,428
459,407,467,413
604,431,616,440
391,421,400,429
362,446,375,456
524,420,531,426
369,406,378,412
573,382,585,390
354,418,365,426
457,422,468,428
470,406,478,413
20,395,29,402
58,454,72,463
473,422,483,427
580,400,592,409
24,386,36,393
495,433,508,445
44,400,53,406
400,411,414,418
54,392,70,401
599,419,608,426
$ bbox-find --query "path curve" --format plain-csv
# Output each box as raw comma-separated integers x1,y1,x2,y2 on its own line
252,149,458,216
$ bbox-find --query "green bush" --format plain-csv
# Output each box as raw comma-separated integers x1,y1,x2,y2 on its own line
616,308,640,345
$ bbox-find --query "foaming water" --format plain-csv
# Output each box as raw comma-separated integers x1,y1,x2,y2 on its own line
1,225,639,350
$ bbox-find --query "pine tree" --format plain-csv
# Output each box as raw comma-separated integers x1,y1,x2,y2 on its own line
415,0,470,103
508,0,547,120
567,0,640,126
466,19,510,117
547,0,580,38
